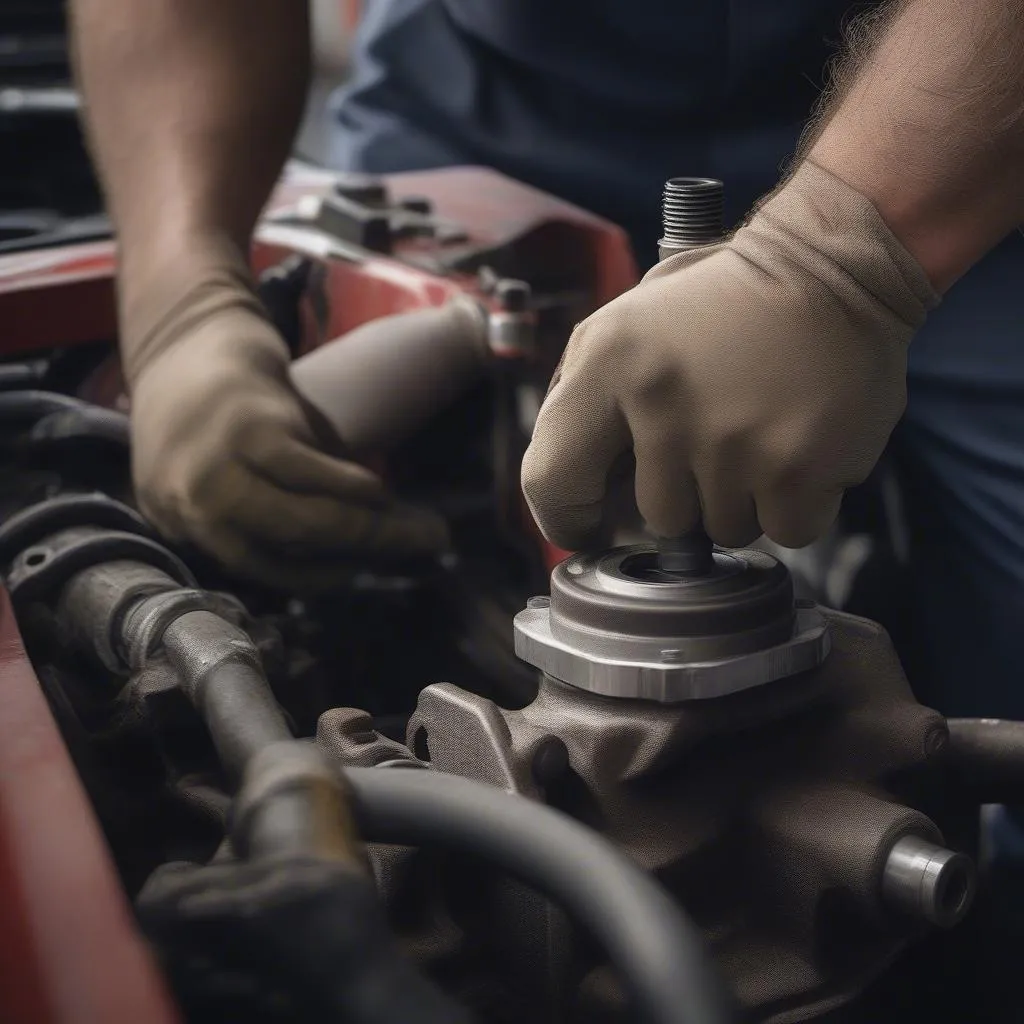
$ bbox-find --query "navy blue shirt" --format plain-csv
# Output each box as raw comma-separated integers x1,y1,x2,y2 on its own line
330,0,872,249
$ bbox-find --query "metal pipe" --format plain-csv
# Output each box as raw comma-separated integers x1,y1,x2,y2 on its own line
945,718,1024,804
881,835,976,928
159,610,293,782
233,741,361,864
289,296,489,457
44,542,355,861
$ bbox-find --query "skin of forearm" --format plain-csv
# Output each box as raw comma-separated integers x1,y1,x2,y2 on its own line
805,0,1024,292
69,0,310,299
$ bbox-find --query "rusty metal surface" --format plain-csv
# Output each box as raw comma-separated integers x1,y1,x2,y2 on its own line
0,586,181,1024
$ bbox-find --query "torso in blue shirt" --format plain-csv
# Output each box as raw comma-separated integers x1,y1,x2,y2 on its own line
332,0,866,246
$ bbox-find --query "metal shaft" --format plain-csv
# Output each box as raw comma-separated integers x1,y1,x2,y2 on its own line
655,177,725,575
658,177,725,260
656,529,715,577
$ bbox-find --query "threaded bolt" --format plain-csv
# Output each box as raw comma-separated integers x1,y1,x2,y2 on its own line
654,176,724,573
658,177,725,259
657,528,715,577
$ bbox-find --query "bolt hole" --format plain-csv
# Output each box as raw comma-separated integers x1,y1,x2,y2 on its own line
412,726,430,763
24,550,47,567
935,861,973,922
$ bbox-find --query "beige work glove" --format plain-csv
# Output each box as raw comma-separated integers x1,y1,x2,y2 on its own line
521,161,939,551
122,239,449,591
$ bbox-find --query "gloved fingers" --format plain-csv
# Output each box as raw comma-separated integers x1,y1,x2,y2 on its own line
247,438,388,504
520,380,631,551
199,514,446,595
205,536,368,594
639,243,724,284
228,404,389,504
754,484,844,549
693,465,761,548
212,473,449,558
630,429,702,538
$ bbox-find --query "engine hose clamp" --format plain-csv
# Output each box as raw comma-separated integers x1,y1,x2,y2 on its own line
232,741,362,866
121,588,232,671
0,492,155,565
4,526,196,606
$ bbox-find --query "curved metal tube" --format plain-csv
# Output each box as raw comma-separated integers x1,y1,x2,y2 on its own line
290,297,489,456
946,718,1024,804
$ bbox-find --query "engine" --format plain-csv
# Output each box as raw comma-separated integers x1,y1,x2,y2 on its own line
0,160,1021,1024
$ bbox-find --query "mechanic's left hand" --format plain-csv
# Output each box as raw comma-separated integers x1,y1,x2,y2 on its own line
521,161,939,551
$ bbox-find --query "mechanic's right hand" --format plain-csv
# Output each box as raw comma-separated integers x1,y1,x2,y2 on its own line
521,161,940,552
122,241,449,591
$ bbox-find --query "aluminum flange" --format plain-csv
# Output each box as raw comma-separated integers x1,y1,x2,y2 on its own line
514,544,830,702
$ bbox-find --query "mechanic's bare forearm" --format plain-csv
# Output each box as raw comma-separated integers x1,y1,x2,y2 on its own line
805,0,1024,292
70,0,310,291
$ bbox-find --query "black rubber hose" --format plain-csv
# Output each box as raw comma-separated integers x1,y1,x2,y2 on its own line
345,766,735,1024
0,390,130,445
31,407,131,448
946,718,1024,803
0,362,44,391
0,389,90,422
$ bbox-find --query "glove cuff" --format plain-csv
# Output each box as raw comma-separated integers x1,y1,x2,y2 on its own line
119,235,282,388
743,160,940,333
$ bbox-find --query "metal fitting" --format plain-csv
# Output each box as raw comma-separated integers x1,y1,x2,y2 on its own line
658,177,725,260
881,835,976,928
514,544,829,702
488,278,536,358
655,530,715,577
233,741,362,867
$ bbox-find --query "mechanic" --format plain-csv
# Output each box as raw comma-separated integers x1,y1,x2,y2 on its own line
71,0,1022,942
70,0,1023,698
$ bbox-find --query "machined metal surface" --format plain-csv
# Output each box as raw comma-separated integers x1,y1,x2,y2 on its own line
657,176,725,259
656,529,714,576
514,544,830,702
881,835,976,928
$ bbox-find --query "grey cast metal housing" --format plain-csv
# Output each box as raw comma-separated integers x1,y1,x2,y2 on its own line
514,544,830,703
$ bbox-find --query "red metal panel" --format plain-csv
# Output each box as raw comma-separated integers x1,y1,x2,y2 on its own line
0,589,181,1024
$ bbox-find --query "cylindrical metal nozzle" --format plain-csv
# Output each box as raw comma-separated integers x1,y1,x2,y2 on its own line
658,177,725,259
655,530,715,577
881,835,976,928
